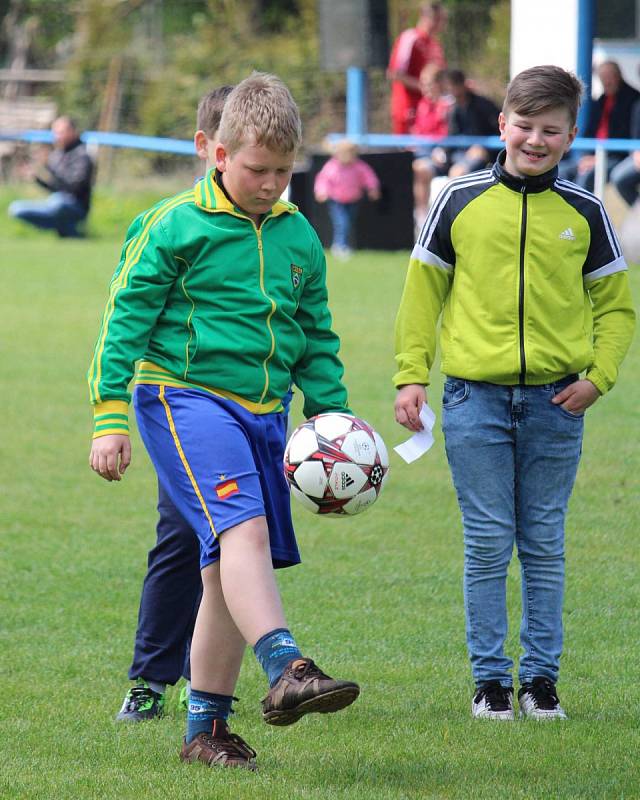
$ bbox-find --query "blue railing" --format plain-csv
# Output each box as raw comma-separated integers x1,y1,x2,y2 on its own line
0,128,195,154
3,128,639,198
4,128,640,154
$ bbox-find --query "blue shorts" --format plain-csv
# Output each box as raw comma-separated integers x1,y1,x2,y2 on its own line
133,385,300,570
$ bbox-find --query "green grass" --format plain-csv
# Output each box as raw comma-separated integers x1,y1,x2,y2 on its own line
0,186,638,799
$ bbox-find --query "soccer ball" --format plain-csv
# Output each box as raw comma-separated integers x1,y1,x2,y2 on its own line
284,413,390,516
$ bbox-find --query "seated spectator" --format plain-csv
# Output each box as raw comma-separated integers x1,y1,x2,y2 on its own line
611,97,640,206
411,65,451,227
314,139,381,259
444,68,501,177
412,65,451,138
8,116,93,237
560,61,640,191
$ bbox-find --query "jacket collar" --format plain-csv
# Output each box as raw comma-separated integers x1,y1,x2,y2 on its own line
194,168,297,218
62,137,83,153
492,149,557,193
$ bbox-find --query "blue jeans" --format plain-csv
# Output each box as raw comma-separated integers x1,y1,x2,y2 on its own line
328,201,358,249
442,377,584,687
610,155,640,206
8,191,87,237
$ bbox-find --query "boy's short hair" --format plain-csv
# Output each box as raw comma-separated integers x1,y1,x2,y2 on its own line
196,85,234,138
503,65,584,127
218,72,302,155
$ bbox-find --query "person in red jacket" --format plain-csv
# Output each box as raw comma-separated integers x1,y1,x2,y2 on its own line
387,2,447,134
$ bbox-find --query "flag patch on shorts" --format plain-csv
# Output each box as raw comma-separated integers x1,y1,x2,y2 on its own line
216,479,239,499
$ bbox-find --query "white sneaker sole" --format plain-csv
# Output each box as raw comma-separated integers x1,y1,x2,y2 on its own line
520,707,568,720
473,710,515,720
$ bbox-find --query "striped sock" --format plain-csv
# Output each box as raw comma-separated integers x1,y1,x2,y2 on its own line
185,689,234,744
253,627,302,687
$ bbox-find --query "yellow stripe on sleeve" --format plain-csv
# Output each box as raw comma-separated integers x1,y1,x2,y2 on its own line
88,191,195,403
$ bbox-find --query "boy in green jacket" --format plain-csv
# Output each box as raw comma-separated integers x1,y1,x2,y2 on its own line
88,72,359,769
115,85,233,724
394,65,635,721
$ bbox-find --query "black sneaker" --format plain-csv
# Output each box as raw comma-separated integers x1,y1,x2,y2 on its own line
518,677,567,720
116,680,165,722
472,681,515,720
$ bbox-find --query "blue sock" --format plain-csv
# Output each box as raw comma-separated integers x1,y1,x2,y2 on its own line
253,627,302,687
185,689,234,744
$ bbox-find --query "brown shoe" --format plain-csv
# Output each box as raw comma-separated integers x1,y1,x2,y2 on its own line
179,719,257,770
261,658,360,726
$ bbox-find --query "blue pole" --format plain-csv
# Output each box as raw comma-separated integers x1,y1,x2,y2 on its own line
576,0,594,135
346,66,367,137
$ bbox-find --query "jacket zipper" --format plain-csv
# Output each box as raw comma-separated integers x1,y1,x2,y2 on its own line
518,186,527,383
255,225,277,403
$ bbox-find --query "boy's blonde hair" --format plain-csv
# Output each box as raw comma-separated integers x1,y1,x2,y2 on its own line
218,72,302,155
503,65,584,128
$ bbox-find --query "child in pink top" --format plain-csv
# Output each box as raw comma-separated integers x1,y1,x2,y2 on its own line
314,140,380,258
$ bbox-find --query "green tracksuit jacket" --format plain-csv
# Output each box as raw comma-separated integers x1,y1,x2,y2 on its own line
394,154,636,393
88,170,348,437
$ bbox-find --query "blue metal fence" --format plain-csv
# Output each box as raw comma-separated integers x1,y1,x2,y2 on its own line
3,128,639,199
4,127,640,156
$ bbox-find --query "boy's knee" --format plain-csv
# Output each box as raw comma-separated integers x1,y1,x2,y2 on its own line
413,159,433,178
221,516,269,551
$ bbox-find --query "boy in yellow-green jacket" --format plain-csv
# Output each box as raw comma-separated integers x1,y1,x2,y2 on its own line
88,73,359,770
394,65,635,721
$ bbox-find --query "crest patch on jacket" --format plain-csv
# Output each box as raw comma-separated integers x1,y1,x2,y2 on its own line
291,263,303,288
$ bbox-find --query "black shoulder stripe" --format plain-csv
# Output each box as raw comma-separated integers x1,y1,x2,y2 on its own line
417,171,495,250
554,179,622,259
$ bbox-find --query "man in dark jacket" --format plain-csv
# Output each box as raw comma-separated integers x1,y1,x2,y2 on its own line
610,98,640,206
560,61,640,191
9,116,94,237
444,69,500,177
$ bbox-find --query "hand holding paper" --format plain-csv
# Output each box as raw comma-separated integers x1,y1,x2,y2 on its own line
394,403,436,463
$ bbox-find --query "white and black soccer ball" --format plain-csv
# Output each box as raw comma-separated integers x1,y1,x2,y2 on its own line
284,413,390,516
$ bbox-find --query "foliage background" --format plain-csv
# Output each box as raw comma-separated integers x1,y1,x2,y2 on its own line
0,0,510,171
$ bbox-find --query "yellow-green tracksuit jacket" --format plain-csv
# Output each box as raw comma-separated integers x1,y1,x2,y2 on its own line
394,152,635,393
88,170,348,437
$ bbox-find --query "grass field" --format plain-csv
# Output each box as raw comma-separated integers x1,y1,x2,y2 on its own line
0,186,638,799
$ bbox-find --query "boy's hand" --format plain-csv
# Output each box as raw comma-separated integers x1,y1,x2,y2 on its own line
394,384,427,431
89,434,131,482
551,379,601,415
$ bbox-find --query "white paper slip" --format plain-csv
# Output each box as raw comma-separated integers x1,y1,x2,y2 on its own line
394,403,436,464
